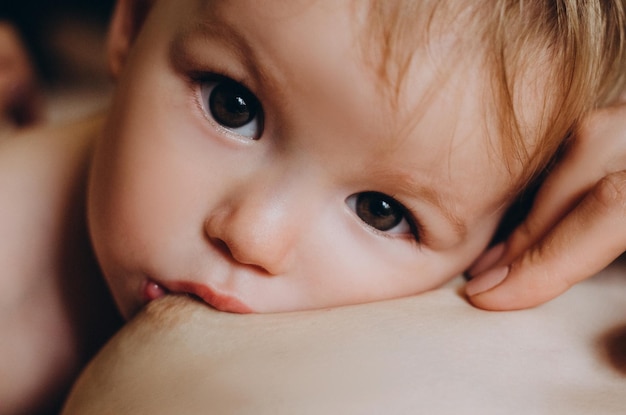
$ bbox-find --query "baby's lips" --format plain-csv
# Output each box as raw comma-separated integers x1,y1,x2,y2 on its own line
143,278,253,313
170,280,254,313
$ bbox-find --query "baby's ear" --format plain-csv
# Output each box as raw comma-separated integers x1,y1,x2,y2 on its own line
107,0,154,79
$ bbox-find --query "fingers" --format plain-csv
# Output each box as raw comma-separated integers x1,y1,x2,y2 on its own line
500,149,598,264
498,106,626,267
466,104,626,310
467,170,626,310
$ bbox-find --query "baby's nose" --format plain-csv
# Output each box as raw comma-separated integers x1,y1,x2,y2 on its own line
203,189,302,275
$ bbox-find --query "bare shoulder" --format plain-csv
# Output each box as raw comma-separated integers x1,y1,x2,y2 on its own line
0,114,104,302
0,114,112,414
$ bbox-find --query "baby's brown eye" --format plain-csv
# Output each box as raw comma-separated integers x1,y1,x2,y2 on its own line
354,192,402,230
347,192,414,236
200,78,263,139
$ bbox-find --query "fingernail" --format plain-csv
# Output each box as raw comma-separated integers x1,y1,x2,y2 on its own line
465,266,509,297
467,243,505,277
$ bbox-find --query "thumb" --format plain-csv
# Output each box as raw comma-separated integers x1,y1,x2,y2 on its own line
466,171,626,310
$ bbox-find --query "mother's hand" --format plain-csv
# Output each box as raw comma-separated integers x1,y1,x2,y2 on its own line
467,103,626,310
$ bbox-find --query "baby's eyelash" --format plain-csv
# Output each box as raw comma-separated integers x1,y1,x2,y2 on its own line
189,71,253,94
397,209,421,244
387,195,427,245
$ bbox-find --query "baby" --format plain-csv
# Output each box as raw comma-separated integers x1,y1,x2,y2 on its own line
2,0,625,413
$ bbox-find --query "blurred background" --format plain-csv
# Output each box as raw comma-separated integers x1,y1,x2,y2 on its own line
1,0,115,124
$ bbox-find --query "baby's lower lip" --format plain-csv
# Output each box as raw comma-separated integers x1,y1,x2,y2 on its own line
142,279,252,314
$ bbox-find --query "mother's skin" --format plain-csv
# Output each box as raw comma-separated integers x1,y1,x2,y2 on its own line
63,265,626,415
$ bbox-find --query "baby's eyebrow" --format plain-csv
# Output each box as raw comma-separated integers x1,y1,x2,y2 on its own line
172,6,284,95
171,14,245,67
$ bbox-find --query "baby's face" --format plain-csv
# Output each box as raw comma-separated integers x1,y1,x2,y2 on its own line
89,0,524,316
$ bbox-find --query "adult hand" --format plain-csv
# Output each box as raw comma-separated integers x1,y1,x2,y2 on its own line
0,21,41,127
466,102,626,310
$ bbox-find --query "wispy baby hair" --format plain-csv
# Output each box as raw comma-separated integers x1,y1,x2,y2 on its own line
362,0,626,190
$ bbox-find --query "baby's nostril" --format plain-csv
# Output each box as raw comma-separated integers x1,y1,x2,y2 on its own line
210,237,233,257
206,231,276,275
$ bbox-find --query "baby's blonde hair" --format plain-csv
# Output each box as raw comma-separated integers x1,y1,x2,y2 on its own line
362,0,626,190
